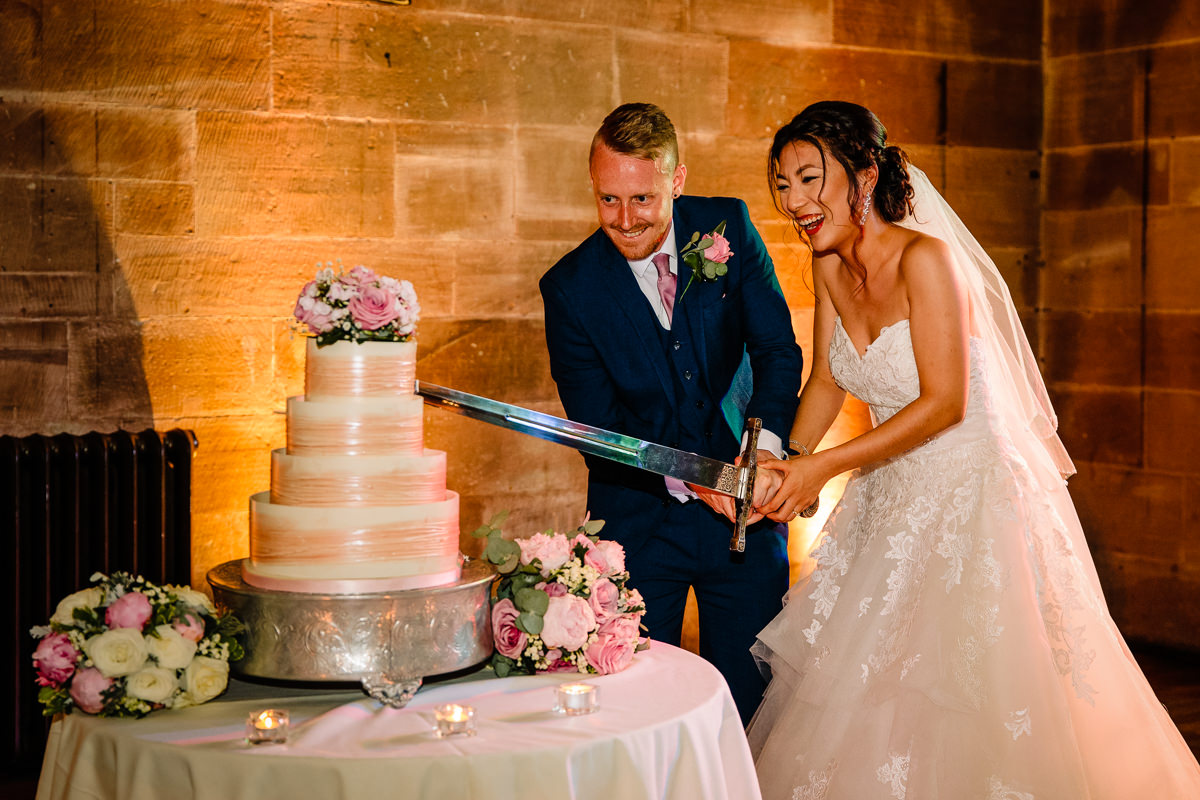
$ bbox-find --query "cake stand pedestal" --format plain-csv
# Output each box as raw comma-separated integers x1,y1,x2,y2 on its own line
207,558,495,708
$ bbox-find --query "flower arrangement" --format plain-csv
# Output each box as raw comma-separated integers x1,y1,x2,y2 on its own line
474,512,648,678
30,572,245,718
293,260,420,348
678,221,733,299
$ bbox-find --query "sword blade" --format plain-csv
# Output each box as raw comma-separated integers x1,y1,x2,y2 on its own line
416,381,744,499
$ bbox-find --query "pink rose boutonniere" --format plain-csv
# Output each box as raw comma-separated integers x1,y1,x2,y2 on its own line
678,220,733,300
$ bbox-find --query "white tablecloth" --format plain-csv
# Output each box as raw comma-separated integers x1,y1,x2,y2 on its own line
37,643,761,800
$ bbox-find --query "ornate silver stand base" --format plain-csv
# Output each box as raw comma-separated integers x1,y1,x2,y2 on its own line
207,559,495,707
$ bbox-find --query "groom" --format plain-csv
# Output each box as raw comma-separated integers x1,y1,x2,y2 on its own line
539,103,802,722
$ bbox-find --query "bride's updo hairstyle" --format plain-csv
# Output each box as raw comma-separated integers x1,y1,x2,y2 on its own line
769,101,914,288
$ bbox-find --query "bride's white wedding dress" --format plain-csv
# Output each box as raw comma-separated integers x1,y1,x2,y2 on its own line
748,316,1200,799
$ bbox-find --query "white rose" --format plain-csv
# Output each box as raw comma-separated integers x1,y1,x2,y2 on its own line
84,628,149,678
50,587,104,626
179,656,229,706
145,624,197,670
169,585,215,614
125,667,178,704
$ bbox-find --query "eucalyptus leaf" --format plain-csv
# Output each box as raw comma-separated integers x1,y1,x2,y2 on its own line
516,611,544,635
582,519,606,535
689,231,701,244
492,656,512,678
471,524,492,538
698,236,713,249
488,510,510,526
716,264,728,276
514,587,549,615
497,553,520,574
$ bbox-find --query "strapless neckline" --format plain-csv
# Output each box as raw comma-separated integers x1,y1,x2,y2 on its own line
835,316,911,360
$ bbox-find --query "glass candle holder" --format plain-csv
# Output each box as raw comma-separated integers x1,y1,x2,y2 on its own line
246,709,289,745
433,703,476,738
553,682,598,716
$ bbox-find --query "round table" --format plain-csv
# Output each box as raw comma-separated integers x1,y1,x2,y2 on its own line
36,643,762,800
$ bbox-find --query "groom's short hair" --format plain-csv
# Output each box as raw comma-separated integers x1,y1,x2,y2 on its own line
591,103,679,172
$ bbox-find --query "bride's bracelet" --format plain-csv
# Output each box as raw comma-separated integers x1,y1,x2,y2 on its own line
788,439,811,457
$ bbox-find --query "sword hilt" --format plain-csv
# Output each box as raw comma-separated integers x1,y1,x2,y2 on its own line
729,418,762,553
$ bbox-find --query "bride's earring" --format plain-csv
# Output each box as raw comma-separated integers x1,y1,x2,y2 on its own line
858,193,872,226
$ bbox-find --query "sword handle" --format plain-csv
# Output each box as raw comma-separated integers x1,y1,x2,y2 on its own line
730,418,762,553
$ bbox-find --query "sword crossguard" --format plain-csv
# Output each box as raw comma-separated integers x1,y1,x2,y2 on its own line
729,418,762,553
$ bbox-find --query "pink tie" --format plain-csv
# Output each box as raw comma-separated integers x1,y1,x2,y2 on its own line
653,252,675,325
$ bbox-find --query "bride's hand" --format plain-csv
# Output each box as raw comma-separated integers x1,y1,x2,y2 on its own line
757,457,824,523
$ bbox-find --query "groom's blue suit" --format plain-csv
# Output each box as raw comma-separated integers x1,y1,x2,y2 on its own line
540,194,802,722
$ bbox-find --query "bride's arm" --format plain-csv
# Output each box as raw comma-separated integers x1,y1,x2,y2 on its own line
758,236,969,520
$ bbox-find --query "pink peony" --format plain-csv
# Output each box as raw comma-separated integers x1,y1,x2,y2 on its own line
519,533,571,575
69,667,113,714
172,613,206,643
585,616,641,675
587,578,621,625
105,591,152,630
294,294,337,334
594,540,626,576
491,599,527,660
348,285,401,330
33,633,79,687
703,231,733,264
537,581,568,598
540,594,596,652
344,265,379,286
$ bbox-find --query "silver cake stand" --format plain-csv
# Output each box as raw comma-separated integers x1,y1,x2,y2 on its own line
207,558,496,708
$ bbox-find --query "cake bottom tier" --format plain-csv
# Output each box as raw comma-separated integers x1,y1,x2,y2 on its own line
244,491,460,593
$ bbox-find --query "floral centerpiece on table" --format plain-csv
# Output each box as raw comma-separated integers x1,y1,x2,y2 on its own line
30,572,245,718
293,260,420,348
474,512,648,677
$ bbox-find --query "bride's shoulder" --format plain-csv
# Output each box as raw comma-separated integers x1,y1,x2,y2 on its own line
896,230,955,280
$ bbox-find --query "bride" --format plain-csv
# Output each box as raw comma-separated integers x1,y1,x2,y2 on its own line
738,101,1200,798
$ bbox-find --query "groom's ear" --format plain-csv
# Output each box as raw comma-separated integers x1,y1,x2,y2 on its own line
672,163,687,198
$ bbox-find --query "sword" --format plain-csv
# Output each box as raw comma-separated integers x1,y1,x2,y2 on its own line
415,381,817,552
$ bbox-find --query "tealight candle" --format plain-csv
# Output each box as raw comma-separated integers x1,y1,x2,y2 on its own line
246,709,289,745
553,682,598,716
433,703,476,738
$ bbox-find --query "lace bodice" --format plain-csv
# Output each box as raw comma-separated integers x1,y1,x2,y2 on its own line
829,317,996,447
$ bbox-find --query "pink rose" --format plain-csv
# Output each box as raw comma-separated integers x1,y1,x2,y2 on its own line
542,649,576,673
585,617,641,675
33,633,79,687
348,285,401,330
540,594,596,652
69,667,113,714
537,581,568,598
703,231,733,264
594,540,626,576
491,599,527,660
172,613,205,643
105,591,152,630
587,578,621,625
519,533,571,575
344,265,379,286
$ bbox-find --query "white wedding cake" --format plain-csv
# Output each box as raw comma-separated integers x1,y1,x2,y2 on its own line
242,338,460,593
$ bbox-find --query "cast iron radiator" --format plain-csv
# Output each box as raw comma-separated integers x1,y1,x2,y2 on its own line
0,428,197,773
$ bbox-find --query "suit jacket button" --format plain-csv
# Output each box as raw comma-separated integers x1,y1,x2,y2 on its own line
662,499,671,508
683,370,692,380
695,400,705,409
705,430,713,438
672,340,681,350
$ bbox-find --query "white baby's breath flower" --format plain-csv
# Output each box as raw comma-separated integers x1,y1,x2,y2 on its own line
84,628,149,678
146,624,197,670
125,666,179,704
50,587,104,626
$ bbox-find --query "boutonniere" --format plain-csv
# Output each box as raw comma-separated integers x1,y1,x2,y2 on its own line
678,221,733,300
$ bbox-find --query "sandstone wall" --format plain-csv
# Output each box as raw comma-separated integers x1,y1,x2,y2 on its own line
8,0,1190,649
1043,2,1200,648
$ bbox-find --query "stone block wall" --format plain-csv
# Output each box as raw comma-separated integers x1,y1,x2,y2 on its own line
0,0,1115,638
1044,1,1200,649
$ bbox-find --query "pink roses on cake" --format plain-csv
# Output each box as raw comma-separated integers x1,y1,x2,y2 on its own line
476,514,648,678
293,262,420,346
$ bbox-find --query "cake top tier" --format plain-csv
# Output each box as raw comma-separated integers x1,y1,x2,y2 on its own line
305,338,417,399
